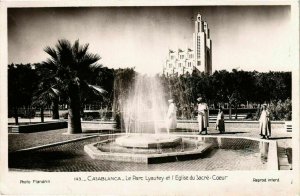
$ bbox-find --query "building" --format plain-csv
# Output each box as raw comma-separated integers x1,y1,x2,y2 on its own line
163,13,212,76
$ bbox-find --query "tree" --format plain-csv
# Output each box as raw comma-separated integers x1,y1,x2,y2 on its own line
158,69,291,121
8,64,38,124
79,66,114,115
34,63,60,120
31,81,60,122
42,39,106,134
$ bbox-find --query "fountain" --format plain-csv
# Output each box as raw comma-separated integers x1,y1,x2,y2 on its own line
122,74,168,134
115,74,183,149
84,74,213,163
83,74,275,169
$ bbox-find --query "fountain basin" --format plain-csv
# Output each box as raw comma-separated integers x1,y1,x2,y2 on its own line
84,135,213,163
84,134,278,169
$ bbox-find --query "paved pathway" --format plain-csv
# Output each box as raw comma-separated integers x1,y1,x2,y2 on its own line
8,122,292,171
8,127,118,152
9,136,267,172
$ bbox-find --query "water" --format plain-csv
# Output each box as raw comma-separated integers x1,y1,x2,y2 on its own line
122,74,168,134
102,73,199,159
107,73,202,156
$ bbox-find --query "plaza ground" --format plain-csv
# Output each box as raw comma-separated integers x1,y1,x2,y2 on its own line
8,118,292,171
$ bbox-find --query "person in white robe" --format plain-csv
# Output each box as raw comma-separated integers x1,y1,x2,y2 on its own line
259,104,271,139
166,99,177,132
197,97,209,134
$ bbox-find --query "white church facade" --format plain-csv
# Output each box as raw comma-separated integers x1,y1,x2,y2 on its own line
163,13,212,76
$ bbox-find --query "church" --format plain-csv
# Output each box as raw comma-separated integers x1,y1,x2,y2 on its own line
163,13,212,76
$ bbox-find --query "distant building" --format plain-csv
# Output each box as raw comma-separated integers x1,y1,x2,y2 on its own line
163,13,212,76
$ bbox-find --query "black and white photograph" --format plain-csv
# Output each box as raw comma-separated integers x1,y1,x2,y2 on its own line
0,1,299,195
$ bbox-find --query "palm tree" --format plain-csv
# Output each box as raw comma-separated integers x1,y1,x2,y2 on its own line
42,39,106,134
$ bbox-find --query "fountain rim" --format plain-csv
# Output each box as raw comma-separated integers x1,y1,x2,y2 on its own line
84,133,278,168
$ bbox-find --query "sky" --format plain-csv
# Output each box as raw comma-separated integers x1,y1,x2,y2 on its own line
8,6,291,74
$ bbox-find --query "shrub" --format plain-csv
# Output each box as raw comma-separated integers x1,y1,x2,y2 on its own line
269,99,292,120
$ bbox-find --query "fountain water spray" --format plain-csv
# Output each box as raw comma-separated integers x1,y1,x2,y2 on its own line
122,74,168,135
84,73,212,163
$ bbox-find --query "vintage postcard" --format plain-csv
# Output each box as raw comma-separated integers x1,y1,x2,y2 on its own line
0,0,299,195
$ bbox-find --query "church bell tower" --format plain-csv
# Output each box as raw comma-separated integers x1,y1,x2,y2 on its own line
193,13,212,74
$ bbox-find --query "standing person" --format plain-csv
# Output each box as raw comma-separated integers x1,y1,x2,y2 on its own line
216,108,225,133
166,99,177,133
197,97,209,135
259,104,271,139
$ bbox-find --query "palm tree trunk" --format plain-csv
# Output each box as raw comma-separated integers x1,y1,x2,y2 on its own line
52,98,59,119
67,85,82,134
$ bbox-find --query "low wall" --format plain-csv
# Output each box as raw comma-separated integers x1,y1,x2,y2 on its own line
81,121,116,131
177,120,285,131
8,121,67,133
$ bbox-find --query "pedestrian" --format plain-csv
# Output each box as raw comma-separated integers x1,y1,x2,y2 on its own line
197,97,209,134
216,107,225,133
166,99,177,133
259,104,271,139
